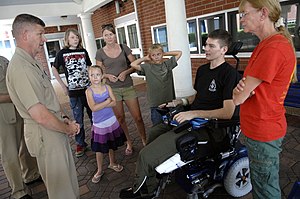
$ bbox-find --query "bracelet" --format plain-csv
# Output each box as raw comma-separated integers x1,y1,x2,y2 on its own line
181,98,189,106
62,115,69,119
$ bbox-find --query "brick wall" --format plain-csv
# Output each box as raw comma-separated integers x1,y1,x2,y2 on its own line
91,0,299,79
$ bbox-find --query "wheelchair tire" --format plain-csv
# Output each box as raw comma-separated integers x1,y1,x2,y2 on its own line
223,157,252,197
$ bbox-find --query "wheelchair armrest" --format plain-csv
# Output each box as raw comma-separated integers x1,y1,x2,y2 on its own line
208,117,240,128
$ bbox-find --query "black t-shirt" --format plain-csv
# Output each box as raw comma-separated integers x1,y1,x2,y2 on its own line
53,48,92,97
191,62,241,112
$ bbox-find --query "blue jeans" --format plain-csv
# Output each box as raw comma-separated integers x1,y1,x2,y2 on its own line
70,95,92,147
245,137,283,199
150,107,162,126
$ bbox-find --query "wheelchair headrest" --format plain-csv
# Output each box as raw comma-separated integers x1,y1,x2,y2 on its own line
225,42,243,56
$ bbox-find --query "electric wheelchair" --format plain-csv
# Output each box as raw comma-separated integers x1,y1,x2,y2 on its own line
151,42,251,198
153,106,252,198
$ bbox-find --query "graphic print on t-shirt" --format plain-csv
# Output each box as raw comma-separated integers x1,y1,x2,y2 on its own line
63,52,89,90
209,79,216,92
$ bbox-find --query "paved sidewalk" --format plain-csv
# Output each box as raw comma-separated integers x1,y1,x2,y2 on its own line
0,82,299,199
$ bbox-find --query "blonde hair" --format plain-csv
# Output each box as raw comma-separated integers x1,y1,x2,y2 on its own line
239,0,297,83
148,43,164,54
63,28,83,49
88,65,106,84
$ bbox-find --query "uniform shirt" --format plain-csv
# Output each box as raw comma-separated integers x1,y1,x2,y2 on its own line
95,44,133,88
241,34,296,142
0,56,17,124
53,48,92,97
6,47,61,120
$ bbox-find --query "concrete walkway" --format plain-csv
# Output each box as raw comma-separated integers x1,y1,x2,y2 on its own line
0,80,299,199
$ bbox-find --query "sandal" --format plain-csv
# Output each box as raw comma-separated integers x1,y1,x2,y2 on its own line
125,148,133,156
92,171,104,183
108,164,123,172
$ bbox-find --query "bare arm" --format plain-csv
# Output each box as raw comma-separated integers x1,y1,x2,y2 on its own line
163,50,182,61
233,76,262,105
106,85,117,107
173,99,236,123
52,67,68,96
28,103,79,136
130,55,151,71
85,88,112,112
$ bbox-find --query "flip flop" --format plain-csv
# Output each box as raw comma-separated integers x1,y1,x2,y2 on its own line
125,148,133,156
92,171,104,183
108,164,123,172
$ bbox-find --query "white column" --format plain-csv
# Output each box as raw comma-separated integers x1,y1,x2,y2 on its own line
164,0,195,98
78,13,97,65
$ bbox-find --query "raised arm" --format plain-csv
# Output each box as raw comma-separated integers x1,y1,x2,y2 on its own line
163,50,182,61
130,55,151,71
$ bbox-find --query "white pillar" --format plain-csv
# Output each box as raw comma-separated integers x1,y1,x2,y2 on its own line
78,13,97,65
164,0,195,98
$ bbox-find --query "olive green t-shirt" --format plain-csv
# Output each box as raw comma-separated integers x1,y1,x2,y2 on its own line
139,56,177,107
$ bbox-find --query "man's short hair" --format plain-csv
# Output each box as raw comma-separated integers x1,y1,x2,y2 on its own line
12,14,45,38
208,29,232,48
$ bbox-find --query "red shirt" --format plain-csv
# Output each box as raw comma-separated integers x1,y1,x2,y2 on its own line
241,34,296,142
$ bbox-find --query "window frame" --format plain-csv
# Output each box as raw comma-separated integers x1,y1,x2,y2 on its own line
150,3,300,58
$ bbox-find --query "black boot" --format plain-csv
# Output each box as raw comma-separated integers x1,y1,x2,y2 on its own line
119,187,142,199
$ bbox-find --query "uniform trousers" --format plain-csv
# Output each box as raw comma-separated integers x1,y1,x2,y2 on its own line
0,107,39,199
24,119,79,199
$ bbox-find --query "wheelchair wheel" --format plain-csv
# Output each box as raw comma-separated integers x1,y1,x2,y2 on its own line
223,157,252,197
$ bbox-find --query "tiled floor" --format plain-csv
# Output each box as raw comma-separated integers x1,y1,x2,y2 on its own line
0,79,299,199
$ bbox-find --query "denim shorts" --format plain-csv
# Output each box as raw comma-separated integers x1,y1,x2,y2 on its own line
112,86,137,101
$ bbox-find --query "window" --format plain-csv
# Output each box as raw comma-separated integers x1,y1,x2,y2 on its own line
95,38,105,49
187,19,198,54
228,11,259,52
115,14,142,57
281,1,300,51
117,27,127,45
199,14,225,53
153,26,168,52
127,24,139,48
151,1,300,56
4,40,11,48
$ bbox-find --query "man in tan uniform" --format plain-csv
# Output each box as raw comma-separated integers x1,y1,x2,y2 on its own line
6,14,80,199
0,55,40,199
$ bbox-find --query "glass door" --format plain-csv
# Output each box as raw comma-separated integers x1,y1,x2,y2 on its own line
44,39,63,79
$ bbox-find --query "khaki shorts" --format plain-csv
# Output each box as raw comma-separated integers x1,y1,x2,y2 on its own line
112,86,137,101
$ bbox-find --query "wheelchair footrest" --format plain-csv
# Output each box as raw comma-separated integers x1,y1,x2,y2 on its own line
155,153,192,174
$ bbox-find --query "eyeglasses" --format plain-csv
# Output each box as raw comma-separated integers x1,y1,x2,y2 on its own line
239,9,260,18
101,24,114,29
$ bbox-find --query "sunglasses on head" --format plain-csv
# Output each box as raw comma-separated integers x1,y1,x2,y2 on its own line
102,24,114,29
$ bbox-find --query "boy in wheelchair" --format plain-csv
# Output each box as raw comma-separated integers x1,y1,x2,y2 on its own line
120,29,242,199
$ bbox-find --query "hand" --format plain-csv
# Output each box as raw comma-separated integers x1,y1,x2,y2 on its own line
107,74,118,83
173,111,194,124
159,99,182,108
144,55,151,62
117,71,127,82
66,121,80,137
233,77,255,97
106,97,112,103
